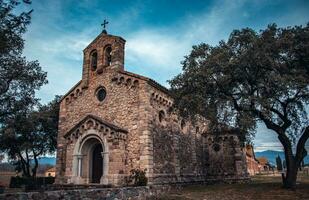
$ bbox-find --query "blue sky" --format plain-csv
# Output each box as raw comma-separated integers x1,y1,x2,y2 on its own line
21,0,309,152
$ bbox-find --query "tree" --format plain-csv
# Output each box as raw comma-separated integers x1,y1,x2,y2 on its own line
0,0,47,122
169,24,309,189
276,155,283,171
0,154,4,163
283,160,287,169
0,96,60,177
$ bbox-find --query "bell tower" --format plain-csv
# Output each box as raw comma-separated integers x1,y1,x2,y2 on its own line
81,20,126,88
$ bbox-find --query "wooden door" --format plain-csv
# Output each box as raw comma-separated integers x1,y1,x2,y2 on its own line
92,144,103,183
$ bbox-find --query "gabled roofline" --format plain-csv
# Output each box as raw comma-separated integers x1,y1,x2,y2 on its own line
60,80,82,102
60,69,171,103
119,70,171,95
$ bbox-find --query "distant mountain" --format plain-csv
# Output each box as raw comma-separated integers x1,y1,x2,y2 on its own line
255,150,309,166
0,157,55,172
37,157,56,165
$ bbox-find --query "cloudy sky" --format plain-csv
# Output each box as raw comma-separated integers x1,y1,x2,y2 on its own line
21,0,309,152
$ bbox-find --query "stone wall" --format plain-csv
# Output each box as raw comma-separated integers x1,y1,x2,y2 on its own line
0,185,172,200
204,135,248,179
147,84,248,184
147,86,208,184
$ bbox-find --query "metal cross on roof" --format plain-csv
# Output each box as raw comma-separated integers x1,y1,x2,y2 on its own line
101,19,109,33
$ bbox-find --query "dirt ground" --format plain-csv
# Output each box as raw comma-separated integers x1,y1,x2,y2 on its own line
156,174,309,200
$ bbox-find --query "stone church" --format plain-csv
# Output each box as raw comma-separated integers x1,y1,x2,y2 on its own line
55,28,248,186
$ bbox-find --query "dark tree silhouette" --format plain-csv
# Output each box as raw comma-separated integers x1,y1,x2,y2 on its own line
0,96,60,177
276,155,283,171
169,24,309,189
0,0,54,177
0,0,47,122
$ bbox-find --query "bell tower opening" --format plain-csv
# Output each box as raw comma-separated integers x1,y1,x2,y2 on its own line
90,50,98,71
104,45,112,67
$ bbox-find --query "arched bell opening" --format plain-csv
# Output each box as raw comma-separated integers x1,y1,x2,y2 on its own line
103,45,112,67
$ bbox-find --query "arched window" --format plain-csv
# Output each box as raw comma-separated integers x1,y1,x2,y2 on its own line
196,126,199,133
181,120,185,130
91,50,98,71
159,110,165,123
104,45,112,66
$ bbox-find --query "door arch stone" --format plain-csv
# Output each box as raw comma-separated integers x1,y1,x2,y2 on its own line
70,129,109,184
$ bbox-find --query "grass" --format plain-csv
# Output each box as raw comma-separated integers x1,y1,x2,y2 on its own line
156,174,309,200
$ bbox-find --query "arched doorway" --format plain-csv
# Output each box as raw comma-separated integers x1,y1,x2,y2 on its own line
71,131,109,184
91,144,103,183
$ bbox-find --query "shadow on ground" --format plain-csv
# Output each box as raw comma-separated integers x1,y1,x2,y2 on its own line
152,174,309,200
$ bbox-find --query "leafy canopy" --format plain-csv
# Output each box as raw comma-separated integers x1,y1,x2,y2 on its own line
0,96,60,177
0,0,47,122
169,24,309,144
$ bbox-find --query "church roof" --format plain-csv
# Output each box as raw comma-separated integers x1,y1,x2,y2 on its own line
119,70,170,95
63,114,128,138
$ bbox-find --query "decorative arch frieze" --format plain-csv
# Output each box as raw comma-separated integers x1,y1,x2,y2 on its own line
111,75,139,89
150,91,173,108
64,114,128,145
65,85,85,105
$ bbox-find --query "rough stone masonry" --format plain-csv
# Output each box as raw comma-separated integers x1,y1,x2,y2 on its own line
55,29,249,186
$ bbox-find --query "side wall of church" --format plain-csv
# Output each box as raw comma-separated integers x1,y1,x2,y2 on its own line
55,70,150,185
204,135,249,180
146,87,208,184
145,86,249,184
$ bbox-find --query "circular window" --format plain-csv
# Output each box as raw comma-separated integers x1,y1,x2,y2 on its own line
96,87,106,102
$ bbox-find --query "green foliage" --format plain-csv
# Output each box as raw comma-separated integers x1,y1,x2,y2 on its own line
0,0,54,178
129,169,148,186
9,176,55,191
0,96,60,177
169,23,309,188
0,0,47,122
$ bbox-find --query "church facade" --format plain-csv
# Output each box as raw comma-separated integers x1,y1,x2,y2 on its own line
55,30,248,186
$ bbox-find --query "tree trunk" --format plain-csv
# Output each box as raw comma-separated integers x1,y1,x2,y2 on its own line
32,151,38,177
25,150,31,177
17,152,30,177
282,126,309,189
279,134,298,189
282,154,298,189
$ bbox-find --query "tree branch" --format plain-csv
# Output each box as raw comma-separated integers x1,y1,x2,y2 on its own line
296,126,309,164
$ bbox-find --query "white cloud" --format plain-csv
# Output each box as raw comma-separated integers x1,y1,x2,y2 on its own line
126,30,187,69
254,123,283,152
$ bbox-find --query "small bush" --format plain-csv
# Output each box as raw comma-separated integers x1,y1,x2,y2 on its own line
10,176,55,191
129,169,148,186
